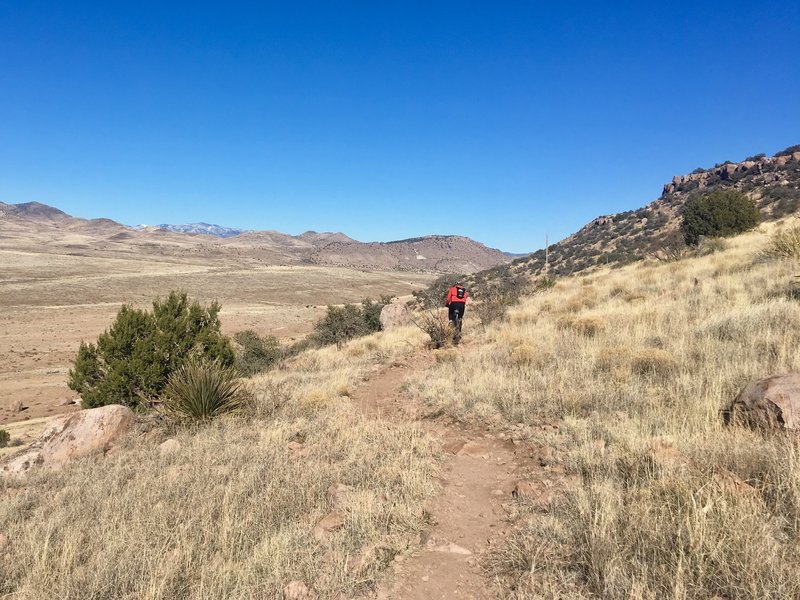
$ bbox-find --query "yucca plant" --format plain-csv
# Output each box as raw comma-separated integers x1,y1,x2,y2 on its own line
161,358,245,422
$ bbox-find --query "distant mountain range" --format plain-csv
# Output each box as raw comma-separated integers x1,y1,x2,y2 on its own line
0,202,510,274
136,223,247,238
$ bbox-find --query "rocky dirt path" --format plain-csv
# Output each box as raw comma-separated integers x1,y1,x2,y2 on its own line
352,351,531,600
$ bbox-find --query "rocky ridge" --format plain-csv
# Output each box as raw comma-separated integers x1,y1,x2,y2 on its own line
467,144,800,288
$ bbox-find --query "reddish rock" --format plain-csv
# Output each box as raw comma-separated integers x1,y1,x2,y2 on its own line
1,405,133,478
159,438,181,456
726,374,800,431
283,580,315,600
313,511,347,539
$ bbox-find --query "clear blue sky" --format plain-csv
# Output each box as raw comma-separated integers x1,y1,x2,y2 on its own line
1,2,798,253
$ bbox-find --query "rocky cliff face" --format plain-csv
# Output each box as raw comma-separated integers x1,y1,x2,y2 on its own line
662,148,800,201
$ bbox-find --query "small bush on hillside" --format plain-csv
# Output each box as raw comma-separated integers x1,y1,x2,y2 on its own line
412,310,456,349
161,358,245,423
763,222,800,259
557,315,607,337
312,298,388,348
681,190,761,246
0,429,9,448
233,330,282,376
68,291,235,409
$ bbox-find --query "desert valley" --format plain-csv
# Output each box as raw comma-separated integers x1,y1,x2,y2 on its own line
0,201,512,428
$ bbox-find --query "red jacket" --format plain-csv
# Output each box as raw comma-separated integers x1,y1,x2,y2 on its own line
445,285,467,305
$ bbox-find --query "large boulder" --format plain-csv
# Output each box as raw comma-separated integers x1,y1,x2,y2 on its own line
725,374,800,431
1,405,134,478
379,302,410,330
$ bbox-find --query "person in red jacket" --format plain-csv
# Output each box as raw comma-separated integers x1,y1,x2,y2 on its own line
445,281,468,333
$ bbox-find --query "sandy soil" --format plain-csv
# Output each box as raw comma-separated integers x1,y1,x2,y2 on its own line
0,246,434,426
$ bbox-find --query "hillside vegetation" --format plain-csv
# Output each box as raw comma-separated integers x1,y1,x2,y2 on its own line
408,218,800,598
467,145,800,290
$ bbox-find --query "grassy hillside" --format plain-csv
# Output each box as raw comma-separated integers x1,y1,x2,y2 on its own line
408,218,800,598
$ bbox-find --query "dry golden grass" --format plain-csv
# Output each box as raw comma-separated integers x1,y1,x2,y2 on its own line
408,219,800,598
0,326,436,599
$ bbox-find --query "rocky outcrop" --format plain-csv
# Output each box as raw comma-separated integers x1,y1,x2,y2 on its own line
1,405,134,478
662,151,800,195
724,374,800,431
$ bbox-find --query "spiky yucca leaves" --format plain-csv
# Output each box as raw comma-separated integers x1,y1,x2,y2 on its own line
162,358,245,422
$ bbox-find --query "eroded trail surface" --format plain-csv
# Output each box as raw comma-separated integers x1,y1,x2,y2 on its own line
352,352,530,600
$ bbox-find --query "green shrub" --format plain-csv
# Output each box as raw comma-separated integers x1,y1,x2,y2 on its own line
0,429,9,448
233,330,282,376
161,358,245,422
311,298,388,348
68,291,235,409
681,190,761,245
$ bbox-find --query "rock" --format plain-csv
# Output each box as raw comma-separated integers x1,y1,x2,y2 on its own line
442,439,466,455
537,446,557,467
10,400,26,413
775,156,789,167
283,580,315,600
725,374,800,431
1,405,134,478
793,152,800,162
313,511,346,539
457,441,491,458
379,302,410,330
56,397,74,406
425,538,472,555
159,438,181,456
327,483,354,508
512,480,537,499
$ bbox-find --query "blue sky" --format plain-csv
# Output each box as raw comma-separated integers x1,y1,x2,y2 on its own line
1,2,798,253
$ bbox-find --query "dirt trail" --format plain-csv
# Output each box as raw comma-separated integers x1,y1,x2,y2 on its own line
352,352,527,600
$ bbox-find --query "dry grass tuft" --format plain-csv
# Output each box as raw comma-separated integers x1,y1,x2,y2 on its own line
630,348,678,379
557,315,607,337
763,220,800,260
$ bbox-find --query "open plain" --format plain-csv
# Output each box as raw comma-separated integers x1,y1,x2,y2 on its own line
0,240,435,427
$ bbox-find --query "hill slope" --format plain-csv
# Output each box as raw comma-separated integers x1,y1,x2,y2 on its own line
470,144,800,288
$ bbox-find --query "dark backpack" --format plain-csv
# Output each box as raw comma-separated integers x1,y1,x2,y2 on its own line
455,286,466,300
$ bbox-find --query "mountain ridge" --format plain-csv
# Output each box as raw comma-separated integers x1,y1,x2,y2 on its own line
0,200,509,274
